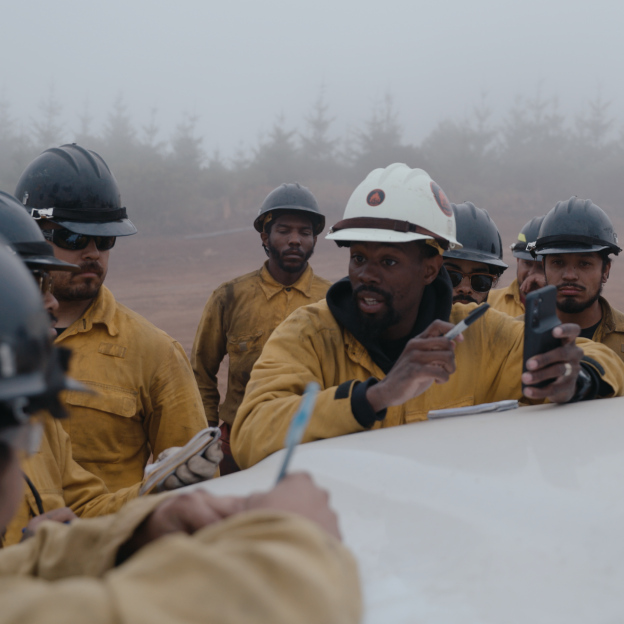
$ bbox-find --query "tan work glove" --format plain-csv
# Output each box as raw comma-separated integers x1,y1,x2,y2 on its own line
154,439,223,491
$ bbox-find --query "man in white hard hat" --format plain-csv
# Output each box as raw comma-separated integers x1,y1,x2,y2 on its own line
231,164,624,469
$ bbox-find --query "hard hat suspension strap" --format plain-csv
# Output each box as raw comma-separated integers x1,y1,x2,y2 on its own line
329,217,450,250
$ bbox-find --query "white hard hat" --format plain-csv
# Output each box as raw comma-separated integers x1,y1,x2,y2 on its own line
326,163,461,251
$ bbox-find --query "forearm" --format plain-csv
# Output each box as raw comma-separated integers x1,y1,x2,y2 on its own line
233,382,366,469
108,510,362,624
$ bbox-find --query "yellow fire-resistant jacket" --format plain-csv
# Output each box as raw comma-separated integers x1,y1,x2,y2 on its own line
0,494,361,624
488,278,525,317
2,416,140,547
55,286,208,492
232,301,624,469
191,261,331,426
580,297,624,364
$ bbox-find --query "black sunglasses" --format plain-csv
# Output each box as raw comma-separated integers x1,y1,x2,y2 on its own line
42,228,116,251
31,270,54,294
447,269,495,293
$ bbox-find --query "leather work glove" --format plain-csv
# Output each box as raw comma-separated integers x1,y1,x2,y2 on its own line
154,438,223,491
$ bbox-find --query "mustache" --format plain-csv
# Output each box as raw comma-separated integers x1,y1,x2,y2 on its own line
75,260,104,276
557,283,586,293
352,284,393,302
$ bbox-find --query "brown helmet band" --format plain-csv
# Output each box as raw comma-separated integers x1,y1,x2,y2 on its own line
329,217,450,250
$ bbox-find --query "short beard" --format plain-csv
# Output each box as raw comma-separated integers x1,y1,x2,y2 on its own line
266,242,313,274
351,285,401,340
53,260,105,302
557,283,602,314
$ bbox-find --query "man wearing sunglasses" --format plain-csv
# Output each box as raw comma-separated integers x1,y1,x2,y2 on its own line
0,190,80,330
16,144,209,493
442,202,508,305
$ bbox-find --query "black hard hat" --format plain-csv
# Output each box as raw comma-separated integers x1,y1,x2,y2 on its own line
510,216,545,260
0,191,79,273
253,183,325,236
16,143,137,237
0,245,85,428
529,197,621,257
443,202,508,272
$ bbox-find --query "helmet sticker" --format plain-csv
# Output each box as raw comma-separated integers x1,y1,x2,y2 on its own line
430,181,452,217
367,189,385,207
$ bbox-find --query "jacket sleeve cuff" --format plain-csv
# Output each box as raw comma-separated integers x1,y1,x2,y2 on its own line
350,378,387,428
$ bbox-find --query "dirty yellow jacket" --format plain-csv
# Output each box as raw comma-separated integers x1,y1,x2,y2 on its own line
55,286,208,491
192,261,331,426
488,278,525,317
0,494,361,624
2,415,140,547
592,297,624,363
232,301,624,468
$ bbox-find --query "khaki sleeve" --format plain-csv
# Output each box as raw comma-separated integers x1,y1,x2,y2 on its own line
0,507,361,624
108,510,362,624
54,418,142,519
472,308,624,403
232,310,366,469
191,291,227,426
146,341,209,461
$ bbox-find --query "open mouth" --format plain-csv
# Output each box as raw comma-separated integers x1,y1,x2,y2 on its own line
358,294,387,314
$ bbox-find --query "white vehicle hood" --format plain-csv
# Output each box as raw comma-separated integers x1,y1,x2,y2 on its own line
192,397,624,624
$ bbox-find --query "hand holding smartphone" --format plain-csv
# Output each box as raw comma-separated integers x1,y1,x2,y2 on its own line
522,286,562,390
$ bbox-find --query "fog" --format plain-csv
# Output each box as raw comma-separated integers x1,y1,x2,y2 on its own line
2,0,623,157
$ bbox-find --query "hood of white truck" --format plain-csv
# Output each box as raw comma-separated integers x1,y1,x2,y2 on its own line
194,397,624,624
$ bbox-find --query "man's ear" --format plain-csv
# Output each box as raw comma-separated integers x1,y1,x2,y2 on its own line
423,253,444,286
603,259,612,283
260,231,269,247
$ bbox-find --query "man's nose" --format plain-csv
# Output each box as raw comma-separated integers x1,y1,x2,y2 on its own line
562,264,578,280
358,262,381,285
82,237,101,259
455,276,474,293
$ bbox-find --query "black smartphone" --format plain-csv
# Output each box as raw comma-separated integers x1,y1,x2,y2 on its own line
522,286,562,390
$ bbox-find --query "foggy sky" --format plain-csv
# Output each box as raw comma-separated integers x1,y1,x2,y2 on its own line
2,0,622,158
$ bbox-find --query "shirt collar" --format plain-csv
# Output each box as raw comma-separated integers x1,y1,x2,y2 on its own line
507,278,522,304
259,261,315,300
55,285,118,342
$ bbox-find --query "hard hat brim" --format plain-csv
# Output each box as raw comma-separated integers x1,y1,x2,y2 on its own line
537,244,611,256
444,249,508,269
326,228,462,248
23,256,81,273
253,207,325,235
512,250,537,261
51,218,138,237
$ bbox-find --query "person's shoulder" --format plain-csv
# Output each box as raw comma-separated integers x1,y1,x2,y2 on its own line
208,268,264,301
112,300,178,347
280,299,339,333
311,272,333,288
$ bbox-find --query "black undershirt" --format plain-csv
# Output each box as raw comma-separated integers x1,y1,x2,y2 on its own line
55,327,67,336
579,320,601,340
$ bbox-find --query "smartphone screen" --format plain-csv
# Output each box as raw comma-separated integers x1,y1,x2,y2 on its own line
522,286,562,390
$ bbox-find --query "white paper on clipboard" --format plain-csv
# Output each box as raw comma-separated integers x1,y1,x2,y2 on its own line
427,399,518,420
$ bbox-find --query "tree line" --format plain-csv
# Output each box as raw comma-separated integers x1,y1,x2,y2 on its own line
1,89,623,236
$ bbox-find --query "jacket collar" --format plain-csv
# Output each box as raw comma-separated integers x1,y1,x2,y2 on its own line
507,278,522,304
597,297,624,336
55,285,118,342
259,261,315,300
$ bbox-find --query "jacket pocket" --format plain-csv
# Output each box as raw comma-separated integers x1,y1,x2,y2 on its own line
64,381,137,418
226,330,264,355
63,382,140,465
